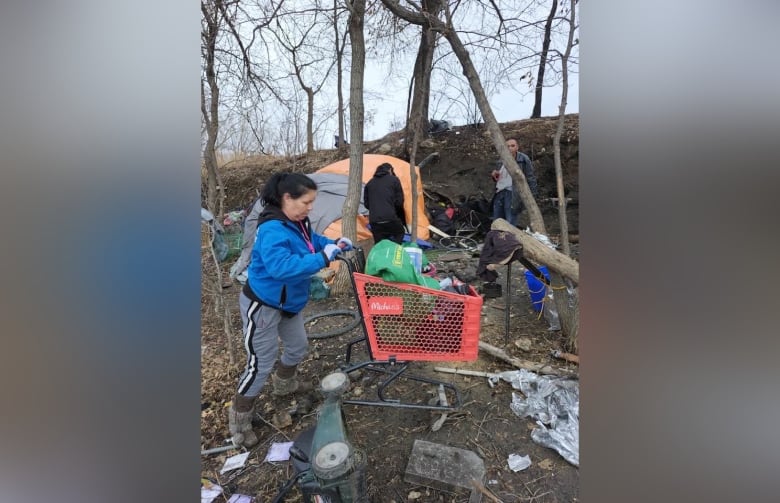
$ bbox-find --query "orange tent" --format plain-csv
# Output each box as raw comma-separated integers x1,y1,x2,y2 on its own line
315,154,430,242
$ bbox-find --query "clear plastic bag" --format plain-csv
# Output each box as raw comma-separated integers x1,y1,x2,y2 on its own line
543,292,561,331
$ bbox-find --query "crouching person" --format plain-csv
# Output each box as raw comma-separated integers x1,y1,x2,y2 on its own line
229,172,353,448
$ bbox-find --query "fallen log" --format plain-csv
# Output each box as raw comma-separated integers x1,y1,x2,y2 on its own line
491,219,579,284
478,341,575,376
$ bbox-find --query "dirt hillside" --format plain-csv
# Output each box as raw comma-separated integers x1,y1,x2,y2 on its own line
215,114,578,235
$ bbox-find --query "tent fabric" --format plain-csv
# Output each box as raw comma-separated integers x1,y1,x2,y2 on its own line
315,154,430,242
306,172,369,234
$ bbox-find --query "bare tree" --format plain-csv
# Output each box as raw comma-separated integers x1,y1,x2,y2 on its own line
330,0,366,295
334,0,349,150
405,0,444,147
380,0,545,233
549,0,578,351
272,8,337,154
201,0,224,219
531,0,558,118
201,0,287,371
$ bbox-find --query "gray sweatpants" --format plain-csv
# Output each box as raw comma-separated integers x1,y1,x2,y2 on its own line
236,291,309,397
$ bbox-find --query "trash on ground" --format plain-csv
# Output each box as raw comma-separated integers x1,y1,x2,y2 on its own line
514,337,533,351
201,479,223,503
265,441,294,462
507,453,532,472
220,451,250,474
498,369,579,466
227,494,254,503
404,440,485,495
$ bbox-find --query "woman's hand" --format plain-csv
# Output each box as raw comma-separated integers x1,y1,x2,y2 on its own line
336,237,353,251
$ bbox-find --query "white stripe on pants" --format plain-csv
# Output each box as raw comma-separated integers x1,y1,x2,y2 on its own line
236,291,309,397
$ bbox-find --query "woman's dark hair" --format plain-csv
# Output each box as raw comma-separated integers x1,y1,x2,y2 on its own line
261,173,318,208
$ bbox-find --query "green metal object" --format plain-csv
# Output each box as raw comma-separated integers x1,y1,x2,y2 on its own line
289,372,368,503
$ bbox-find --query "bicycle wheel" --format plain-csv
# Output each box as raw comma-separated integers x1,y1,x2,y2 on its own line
439,236,478,251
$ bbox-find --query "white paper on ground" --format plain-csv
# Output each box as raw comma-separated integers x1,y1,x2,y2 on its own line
265,441,295,462
228,494,254,503
201,482,223,503
220,451,251,474
508,453,532,472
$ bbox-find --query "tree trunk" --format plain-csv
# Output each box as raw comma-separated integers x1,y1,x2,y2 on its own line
201,0,233,364
550,0,578,352
440,29,545,232
335,0,347,150
531,0,557,119
332,0,366,296
306,86,314,154
404,2,440,244
491,219,579,284
202,1,220,217
405,0,442,149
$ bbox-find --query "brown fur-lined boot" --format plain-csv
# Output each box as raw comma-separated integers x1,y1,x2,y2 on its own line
271,363,312,396
228,394,259,448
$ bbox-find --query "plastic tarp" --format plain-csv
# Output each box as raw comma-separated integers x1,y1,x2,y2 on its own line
306,172,368,235
492,369,579,466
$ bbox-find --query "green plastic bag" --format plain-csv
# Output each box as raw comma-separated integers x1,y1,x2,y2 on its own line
365,240,439,290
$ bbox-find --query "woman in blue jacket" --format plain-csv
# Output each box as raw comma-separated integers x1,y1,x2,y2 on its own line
228,172,352,448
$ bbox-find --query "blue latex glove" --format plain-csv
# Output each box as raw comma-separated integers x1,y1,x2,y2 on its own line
323,244,342,261
336,237,353,251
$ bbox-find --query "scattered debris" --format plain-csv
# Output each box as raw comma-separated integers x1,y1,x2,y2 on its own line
201,479,223,503
220,451,250,474
479,341,574,376
434,367,499,380
272,410,293,429
551,350,579,364
264,442,294,462
507,454,532,472
430,384,450,432
514,337,533,352
538,458,555,470
201,444,240,456
500,369,579,466
405,440,485,500
227,494,254,503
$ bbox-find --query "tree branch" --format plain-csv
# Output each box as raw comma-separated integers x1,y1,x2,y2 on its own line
379,0,428,25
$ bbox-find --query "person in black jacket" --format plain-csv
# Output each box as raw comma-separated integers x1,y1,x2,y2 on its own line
363,162,406,244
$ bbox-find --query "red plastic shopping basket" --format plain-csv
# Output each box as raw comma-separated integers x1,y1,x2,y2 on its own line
352,272,483,362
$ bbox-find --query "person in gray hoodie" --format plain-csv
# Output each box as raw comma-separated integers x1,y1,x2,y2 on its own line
491,137,538,226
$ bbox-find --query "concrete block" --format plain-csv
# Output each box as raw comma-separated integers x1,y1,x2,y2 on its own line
404,440,485,502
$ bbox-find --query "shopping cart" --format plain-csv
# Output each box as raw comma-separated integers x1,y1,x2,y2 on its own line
336,249,483,411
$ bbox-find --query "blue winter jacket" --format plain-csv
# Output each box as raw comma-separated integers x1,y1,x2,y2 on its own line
245,206,336,314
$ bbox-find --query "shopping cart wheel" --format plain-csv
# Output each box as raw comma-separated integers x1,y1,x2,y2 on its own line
304,309,361,339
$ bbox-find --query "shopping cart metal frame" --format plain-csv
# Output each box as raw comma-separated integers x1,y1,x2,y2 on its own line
335,249,483,412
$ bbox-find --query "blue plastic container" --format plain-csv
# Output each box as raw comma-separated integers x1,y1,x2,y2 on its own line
524,266,550,312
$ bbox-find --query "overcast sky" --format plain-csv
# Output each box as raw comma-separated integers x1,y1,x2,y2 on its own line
361,62,580,141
